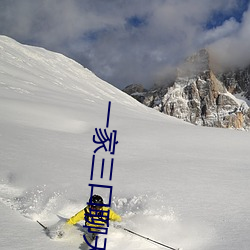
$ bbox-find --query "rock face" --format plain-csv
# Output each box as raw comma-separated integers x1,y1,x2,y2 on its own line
217,66,250,99
123,49,250,130
123,84,147,103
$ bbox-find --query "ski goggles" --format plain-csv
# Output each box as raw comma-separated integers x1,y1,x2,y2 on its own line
90,205,103,210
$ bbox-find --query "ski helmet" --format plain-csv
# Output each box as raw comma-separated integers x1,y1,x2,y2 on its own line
89,194,104,206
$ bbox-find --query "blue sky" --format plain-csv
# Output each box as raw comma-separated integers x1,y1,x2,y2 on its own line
0,0,249,89
205,0,249,28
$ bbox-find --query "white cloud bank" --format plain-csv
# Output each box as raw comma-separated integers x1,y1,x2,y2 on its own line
0,0,249,88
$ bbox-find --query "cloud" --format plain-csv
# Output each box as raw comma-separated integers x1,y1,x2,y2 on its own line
209,4,250,69
200,18,240,45
0,0,249,89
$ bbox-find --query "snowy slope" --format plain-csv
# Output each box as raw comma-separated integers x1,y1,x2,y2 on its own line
0,36,250,250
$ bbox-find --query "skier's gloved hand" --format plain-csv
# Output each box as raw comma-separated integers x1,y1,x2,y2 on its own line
52,222,71,239
56,230,64,238
56,223,71,238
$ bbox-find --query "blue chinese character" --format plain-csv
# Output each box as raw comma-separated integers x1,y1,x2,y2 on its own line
90,155,114,181
83,235,107,250
93,128,118,154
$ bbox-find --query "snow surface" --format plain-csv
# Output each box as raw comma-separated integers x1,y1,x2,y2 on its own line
0,35,250,250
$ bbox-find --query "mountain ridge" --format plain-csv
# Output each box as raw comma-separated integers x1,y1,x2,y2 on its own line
123,49,250,130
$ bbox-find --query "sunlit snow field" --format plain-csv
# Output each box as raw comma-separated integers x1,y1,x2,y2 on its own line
0,36,250,250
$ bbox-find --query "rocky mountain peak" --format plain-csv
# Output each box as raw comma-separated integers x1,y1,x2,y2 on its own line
177,48,210,78
123,49,250,130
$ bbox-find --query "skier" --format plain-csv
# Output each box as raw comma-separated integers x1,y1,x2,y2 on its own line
66,194,122,241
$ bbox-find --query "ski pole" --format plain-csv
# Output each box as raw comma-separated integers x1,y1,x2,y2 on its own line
37,220,48,231
122,227,180,250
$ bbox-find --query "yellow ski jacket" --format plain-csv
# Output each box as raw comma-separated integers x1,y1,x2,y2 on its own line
67,206,121,230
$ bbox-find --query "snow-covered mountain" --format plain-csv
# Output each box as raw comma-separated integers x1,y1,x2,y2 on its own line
1,36,250,250
124,49,250,130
